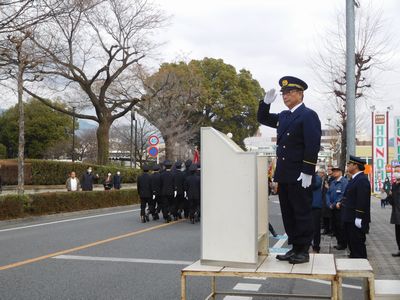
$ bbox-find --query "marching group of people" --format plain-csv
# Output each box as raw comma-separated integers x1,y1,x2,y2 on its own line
137,160,201,224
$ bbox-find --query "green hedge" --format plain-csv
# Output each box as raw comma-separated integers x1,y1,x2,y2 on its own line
28,159,139,185
0,189,139,220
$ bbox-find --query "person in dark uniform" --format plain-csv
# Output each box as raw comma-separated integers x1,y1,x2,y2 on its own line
137,165,152,223
184,164,201,224
150,164,161,220
389,174,400,257
322,166,333,235
311,170,323,253
81,167,99,191
113,171,122,190
160,160,174,223
340,155,371,259
326,167,348,250
257,76,321,264
183,159,193,218
173,161,185,220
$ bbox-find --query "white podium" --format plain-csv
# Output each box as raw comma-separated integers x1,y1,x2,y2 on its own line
200,127,268,268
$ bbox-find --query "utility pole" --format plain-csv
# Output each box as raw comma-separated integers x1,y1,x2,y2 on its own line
130,109,134,168
345,0,356,159
72,106,76,163
134,111,138,168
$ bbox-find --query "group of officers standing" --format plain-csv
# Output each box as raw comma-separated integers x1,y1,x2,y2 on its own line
137,159,201,224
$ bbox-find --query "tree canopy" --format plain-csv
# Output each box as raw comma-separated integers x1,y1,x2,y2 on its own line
0,99,74,158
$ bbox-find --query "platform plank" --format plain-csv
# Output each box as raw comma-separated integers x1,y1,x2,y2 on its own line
182,260,224,272
256,255,293,274
312,254,336,275
222,256,266,273
291,254,314,275
335,258,373,272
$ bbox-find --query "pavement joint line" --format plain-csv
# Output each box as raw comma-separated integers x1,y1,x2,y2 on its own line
305,279,362,290
0,209,141,233
0,219,184,271
52,255,193,265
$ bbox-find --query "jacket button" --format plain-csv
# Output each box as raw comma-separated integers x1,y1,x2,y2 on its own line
282,157,285,160
283,145,286,148
287,133,290,136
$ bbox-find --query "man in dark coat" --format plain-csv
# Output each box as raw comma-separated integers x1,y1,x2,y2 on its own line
340,155,371,259
150,164,161,220
160,160,174,223
257,76,321,264
389,174,400,257
137,165,152,223
184,164,201,224
173,161,185,220
80,167,99,191
113,171,122,190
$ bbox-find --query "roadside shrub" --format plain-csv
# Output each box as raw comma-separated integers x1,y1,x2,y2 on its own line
0,195,27,219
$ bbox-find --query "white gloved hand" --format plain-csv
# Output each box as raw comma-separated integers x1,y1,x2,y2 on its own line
355,218,362,229
152,195,155,200
184,191,187,198
263,88,277,105
297,172,312,188
174,190,177,197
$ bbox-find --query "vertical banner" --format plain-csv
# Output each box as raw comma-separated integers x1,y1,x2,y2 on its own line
373,113,387,192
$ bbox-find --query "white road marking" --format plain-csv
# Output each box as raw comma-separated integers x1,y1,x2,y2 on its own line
305,279,362,290
0,209,140,233
223,297,252,300
53,254,193,266
233,283,261,291
271,233,288,249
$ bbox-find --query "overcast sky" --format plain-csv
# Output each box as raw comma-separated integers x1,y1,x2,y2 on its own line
155,0,400,137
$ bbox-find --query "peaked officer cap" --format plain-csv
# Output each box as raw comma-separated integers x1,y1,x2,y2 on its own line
142,165,150,172
348,155,366,166
279,76,308,92
164,160,173,168
152,164,160,171
189,164,197,172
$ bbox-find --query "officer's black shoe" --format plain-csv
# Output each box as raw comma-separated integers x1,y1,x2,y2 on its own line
153,214,159,220
276,249,295,261
190,217,195,224
174,216,178,221
141,216,146,223
334,245,347,250
145,214,150,222
392,251,400,257
288,252,310,264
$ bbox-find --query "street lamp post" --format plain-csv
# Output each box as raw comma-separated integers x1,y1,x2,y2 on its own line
130,109,134,168
370,105,375,192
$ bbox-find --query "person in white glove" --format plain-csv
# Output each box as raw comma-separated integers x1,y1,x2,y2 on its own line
257,76,321,264
340,155,371,259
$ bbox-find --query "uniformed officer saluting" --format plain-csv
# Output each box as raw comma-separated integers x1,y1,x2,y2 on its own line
340,155,371,258
257,76,321,264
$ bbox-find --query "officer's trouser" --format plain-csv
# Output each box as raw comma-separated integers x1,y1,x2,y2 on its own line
161,195,173,219
140,197,150,216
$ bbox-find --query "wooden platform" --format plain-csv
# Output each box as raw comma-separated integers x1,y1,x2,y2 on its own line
181,254,338,300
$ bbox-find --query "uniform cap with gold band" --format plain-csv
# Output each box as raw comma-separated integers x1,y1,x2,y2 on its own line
279,76,308,92
348,155,366,166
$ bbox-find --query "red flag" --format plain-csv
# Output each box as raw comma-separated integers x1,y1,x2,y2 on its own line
193,148,200,164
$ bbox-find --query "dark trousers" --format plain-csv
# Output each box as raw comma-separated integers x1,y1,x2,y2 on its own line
140,197,150,216
161,195,173,219
332,209,346,247
344,221,367,258
171,194,184,217
312,208,321,251
278,182,313,247
396,224,400,250
188,198,200,219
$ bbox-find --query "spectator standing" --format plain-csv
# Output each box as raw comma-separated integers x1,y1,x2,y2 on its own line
326,167,348,250
311,170,323,253
113,171,122,190
389,174,400,257
81,167,99,191
322,165,334,235
383,177,391,206
103,172,113,190
341,155,371,259
66,171,80,192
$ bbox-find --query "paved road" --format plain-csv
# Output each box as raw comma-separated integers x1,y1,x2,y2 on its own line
0,195,391,299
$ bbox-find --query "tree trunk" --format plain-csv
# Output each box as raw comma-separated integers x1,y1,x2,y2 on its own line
17,60,24,196
164,136,175,161
97,119,110,165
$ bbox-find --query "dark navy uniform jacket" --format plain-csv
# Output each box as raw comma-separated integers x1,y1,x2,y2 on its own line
341,172,371,226
137,173,152,198
184,174,200,200
160,171,174,196
151,172,162,196
173,170,185,196
257,101,321,183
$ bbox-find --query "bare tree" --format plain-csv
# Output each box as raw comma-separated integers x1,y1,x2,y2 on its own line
312,4,393,169
18,0,167,164
76,128,98,163
138,62,204,160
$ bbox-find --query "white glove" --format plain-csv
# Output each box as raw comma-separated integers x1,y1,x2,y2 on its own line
152,195,155,200
184,191,187,198
174,190,177,197
263,88,277,104
297,172,312,188
355,218,362,229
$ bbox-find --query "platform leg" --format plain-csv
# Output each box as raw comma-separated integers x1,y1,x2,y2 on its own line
364,277,375,300
331,278,339,300
337,276,343,300
211,276,216,300
181,273,186,300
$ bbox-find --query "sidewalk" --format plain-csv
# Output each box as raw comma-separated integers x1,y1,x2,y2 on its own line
320,196,400,279
0,183,137,195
